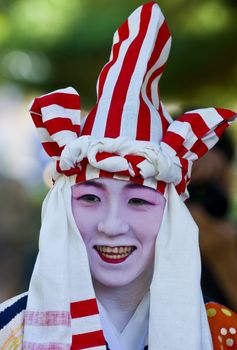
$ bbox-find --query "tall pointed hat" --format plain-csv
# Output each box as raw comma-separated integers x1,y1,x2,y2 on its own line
24,2,237,350
30,1,235,200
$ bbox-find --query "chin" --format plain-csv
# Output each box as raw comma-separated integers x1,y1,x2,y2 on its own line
92,271,140,288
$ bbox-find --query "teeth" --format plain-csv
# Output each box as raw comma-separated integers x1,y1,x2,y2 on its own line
102,253,126,259
95,245,135,257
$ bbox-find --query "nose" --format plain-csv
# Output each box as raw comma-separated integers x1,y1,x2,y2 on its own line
97,206,129,236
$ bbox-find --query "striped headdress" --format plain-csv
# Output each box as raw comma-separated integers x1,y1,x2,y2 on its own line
24,2,236,350
29,2,236,200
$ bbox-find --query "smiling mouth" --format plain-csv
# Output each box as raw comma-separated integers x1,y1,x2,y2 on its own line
94,246,136,263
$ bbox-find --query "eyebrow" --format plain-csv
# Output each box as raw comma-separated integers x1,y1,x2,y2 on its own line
82,181,144,189
124,183,146,190
80,181,105,189
79,180,155,192
124,183,158,194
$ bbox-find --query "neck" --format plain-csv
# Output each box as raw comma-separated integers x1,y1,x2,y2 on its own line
93,267,153,333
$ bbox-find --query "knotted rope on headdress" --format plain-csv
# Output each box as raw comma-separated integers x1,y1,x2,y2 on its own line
29,88,236,200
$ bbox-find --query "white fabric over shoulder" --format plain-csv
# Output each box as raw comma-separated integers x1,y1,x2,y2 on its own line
149,184,213,349
24,177,105,349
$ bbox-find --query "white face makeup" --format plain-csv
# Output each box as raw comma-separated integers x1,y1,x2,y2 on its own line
71,178,166,288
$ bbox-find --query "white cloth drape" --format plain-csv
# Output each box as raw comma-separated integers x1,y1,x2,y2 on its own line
24,176,213,350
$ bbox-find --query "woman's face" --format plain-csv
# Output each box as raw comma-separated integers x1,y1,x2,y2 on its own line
71,178,166,287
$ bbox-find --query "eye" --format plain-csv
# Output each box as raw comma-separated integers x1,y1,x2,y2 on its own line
79,194,100,203
128,198,150,205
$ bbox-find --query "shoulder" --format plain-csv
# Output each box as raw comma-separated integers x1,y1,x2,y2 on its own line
205,301,237,349
0,292,28,327
0,292,28,348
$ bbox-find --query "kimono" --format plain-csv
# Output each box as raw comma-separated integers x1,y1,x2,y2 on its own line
1,293,237,350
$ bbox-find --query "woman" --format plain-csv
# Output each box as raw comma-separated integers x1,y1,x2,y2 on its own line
71,177,165,349
0,2,236,349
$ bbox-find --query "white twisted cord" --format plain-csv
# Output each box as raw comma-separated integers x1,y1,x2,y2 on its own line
56,136,182,184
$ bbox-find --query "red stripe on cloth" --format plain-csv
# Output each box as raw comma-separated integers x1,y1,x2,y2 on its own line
158,103,171,136
71,330,106,349
125,155,146,177
129,176,144,185
31,113,44,128
30,99,42,115
175,181,185,196
175,168,186,195
131,20,170,140
42,142,64,158
24,311,70,326
215,108,236,121
156,181,166,194
136,95,151,141
178,113,210,138
74,124,80,137
145,19,170,102
190,139,209,158
179,157,189,173
81,103,98,136
213,120,228,138
124,154,145,166
146,20,170,85
96,152,117,162
44,118,79,136
23,342,70,350
33,92,80,111
99,170,114,178
70,299,99,319
97,20,130,99
177,144,188,158
96,154,133,176
56,161,81,177
162,131,184,153
56,160,62,174
105,2,154,137
146,64,165,102
76,172,87,183
75,159,88,183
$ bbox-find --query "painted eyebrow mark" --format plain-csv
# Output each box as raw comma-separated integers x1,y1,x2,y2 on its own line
80,180,143,189
82,181,149,191
75,180,158,195
79,181,105,189
124,183,145,189
124,182,157,193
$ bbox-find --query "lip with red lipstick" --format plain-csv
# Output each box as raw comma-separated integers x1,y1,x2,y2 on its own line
94,245,136,264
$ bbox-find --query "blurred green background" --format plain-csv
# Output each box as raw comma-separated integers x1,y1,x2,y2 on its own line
0,0,236,301
0,0,237,107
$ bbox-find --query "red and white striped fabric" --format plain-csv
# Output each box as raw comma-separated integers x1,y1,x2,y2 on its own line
23,174,107,349
82,1,172,141
25,2,237,350
160,107,236,198
30,87,81,159
30,89,236,200
29,3,236,200
23,299,106,349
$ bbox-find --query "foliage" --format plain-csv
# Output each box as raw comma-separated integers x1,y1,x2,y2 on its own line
0,0,236,108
